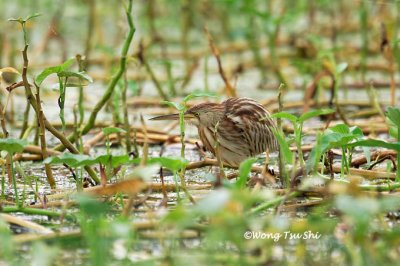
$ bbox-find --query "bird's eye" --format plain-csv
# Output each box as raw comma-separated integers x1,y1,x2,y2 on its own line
195,112,200,117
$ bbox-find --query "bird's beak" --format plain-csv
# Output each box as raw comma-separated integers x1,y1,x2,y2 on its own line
150,112,196,121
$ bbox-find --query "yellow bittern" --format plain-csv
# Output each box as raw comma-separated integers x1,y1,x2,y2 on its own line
150,97,279,166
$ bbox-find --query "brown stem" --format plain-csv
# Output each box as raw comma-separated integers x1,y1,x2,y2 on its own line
35,83,56,189
0,102,8,137
204,26,237,97
55,2,137,150
138,41,168,101
20,44,100,184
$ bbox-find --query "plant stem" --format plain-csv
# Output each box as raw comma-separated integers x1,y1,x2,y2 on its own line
122,70,132,153
18,99,30,139
35,83,56,189
277,84,289,187
250,191,299,214
9,153,19,207
397,125,400,181
1,163,5,199
56,0,137,150
1,206,72,219
20,45,99,184
0,102,8,137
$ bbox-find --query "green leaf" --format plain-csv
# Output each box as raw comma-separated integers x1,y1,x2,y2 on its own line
298,109,334,123
145,157,188,172
35,58,75,85
58,71,93,86
306,132,323,173
335,62,348,74
44,153,132,168
96,154,132,168
270,112,298,123
75,194,110,217
350,139,400,152
162,101,184,111
0,138,27,154
102,127,126,136
271,128,293,164
387,107,400,128
24,13,41,22
236,158,257,189
328,124,350,134
44,153,94,167
183,91,216,103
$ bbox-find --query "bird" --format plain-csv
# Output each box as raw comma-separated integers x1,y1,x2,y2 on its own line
150,97,279,167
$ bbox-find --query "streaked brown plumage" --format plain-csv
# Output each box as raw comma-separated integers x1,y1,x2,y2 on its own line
151,97,278,166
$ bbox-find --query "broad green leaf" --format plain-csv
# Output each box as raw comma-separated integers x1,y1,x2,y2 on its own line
328,124,350,134
236,158,257,189
96,154,132,168
145,157,188,172
271,128,293,164
0,138,27,154
35,58,75,85
270,112,298,123
44,153,132,168
349,126,364,137
389,126,398,139
335,62,348,74
299,109,334,123
75,194,110,217
44,153,93,167
387,107,400,128
102,127,126,136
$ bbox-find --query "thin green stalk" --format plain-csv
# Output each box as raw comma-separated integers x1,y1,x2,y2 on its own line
122,71,132,153
297,123,305,172
397,126,400,182
277,84,289,187
18,99,30,139
9,153,19,207
359,0,368,83
142,58,168,101
177,107,195,203
1,163,5,199
250,191,299,214
1,206,72,219
56,0,136,150
204,54,209,92
246,16,267,84
76,55,85,127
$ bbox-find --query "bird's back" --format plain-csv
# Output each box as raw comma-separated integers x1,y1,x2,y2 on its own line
196,97,279,167
221,97,279,155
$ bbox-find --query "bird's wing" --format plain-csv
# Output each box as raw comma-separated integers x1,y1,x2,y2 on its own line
222,98,278,154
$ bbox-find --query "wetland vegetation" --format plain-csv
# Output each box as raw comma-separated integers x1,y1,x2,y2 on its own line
1,0,400,265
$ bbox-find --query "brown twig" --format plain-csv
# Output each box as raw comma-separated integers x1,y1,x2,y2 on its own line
34,83,55,188
20,44,100,184
204,26,237,97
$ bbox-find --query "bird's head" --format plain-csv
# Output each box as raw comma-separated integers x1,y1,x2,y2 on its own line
150,102,225,127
